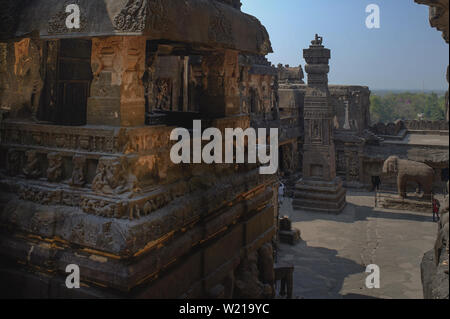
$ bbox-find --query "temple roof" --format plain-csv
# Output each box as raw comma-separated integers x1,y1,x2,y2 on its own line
2,0,272,55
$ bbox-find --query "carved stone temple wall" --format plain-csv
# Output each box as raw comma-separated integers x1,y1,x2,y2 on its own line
0,0,278,299
292,35,346,214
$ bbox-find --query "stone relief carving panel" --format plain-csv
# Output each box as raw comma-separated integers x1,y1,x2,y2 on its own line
23,150,41,179
47,152,63,182
92,156,139,195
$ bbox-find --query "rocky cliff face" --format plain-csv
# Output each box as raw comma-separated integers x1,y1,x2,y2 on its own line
421,198,449,299
415,0,449,299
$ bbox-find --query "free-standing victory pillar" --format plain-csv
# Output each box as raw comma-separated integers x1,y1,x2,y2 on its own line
293,35,346,213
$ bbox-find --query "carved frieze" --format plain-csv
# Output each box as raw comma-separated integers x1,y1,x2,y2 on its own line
19,185,62,205
1,123,116,153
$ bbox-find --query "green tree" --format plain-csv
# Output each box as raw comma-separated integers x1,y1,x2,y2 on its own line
370,92,446,124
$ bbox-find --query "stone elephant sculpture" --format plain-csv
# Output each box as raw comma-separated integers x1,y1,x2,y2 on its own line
382,156,434,200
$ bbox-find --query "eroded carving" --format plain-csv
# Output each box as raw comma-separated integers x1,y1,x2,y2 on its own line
47,152,63,182
114,0,148,32
92,157,138,195
383,156,435,200
70,155,86,187
23,150,41,179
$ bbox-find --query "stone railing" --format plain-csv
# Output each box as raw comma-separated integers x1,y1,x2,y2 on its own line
370,120,449,136
404,120,449,131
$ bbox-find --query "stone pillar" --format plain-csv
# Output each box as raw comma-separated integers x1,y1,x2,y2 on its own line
293,35,346,214
200,50,240,117
87,36,146,127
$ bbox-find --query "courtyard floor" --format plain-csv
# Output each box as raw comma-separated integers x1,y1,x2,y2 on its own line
277,191,439,299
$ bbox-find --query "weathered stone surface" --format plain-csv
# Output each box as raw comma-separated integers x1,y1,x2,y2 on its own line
13,0,272,55
0,0,278,299
293,35,346,213
421,178,449,299
382,156,435,200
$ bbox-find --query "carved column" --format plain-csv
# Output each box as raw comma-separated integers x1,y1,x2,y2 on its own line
200,50,240,117
88,36,146,127
292,35,346,214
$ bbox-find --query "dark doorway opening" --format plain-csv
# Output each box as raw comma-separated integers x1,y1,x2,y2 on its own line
39,39,92,126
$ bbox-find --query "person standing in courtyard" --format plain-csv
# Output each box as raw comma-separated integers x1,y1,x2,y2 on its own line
372,176,381,192
432,197,441,222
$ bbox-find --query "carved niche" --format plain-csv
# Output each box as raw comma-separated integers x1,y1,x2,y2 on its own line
347,152,360,182
154,78,173,111
311,119,322,142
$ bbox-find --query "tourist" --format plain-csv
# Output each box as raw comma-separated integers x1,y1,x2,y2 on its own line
432,197,441,222
371,176,381,191
279,182,285,205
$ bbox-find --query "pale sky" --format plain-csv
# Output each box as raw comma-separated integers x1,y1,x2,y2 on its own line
242,0,449,91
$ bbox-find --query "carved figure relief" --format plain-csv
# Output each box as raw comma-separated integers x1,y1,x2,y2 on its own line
70,155,86,187
154,78,172,111
23,150,41,179
7,150,21,176
47,152,63,182
311,119,322,141
92,157,138,195
347,152,359,181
